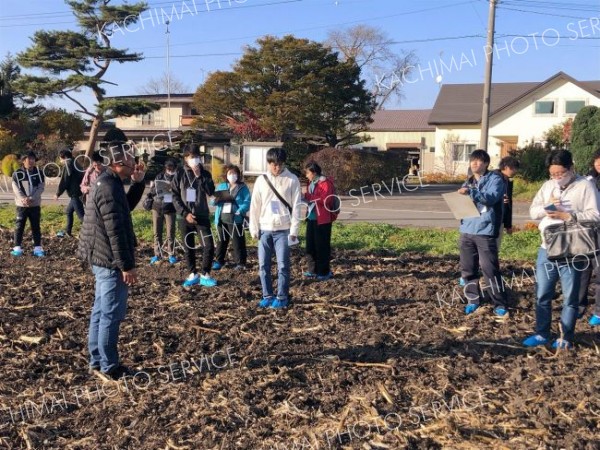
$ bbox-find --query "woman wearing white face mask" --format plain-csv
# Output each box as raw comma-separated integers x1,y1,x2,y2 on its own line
524,150,600,350
211,165,251,270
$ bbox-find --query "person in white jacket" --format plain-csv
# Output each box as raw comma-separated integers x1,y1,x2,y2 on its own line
249,148,302,309
523,150,600,350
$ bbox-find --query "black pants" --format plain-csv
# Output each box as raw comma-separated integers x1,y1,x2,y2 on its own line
215,221,247,265
65,196,85,235
181,218,214,275
459,233,507,308
306,219,332,276
578,259,600,316
15,206,42,247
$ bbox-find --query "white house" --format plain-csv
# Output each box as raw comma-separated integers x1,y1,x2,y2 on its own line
428,72,600,173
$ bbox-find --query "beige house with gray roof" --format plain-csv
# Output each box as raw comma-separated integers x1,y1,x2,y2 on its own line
357,109,436,173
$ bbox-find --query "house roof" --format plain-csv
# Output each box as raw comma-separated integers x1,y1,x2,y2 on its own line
105,93,194,103
428,72,600,125
368,109,434,131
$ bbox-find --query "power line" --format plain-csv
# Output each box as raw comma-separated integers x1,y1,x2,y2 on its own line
0,0,305,27
3,1,480,50
495,5,591,20
501,0,600,12
0,0,305,20
496,34,600,39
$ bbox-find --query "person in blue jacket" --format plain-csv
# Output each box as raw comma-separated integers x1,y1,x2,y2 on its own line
212,164,251,270
457,149,508,316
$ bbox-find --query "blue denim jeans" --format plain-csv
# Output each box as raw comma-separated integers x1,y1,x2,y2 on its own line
88,266,129,373
65,196,84,235
535,247,584,342
258,230,290,300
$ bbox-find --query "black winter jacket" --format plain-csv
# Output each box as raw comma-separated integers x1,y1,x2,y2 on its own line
171,166,215,220
78,169,145,271
493,169,513,230
56,159,84,198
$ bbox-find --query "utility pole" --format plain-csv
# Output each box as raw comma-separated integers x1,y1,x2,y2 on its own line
165,20,173,147
480,0,497,152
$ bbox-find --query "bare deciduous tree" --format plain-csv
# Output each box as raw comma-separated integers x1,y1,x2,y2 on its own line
437,133,461,176
138,72,190,95
325,25,417,110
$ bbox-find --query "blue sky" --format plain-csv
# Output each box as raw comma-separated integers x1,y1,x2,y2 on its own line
0,0,598,113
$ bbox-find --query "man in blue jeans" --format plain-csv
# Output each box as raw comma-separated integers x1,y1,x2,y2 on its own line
55,149,85,238
524,150,600,349
78,142,146,379
249,148,302,308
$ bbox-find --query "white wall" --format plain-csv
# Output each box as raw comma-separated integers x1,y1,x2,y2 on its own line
433,79,600,173
433,125,482,173
491,80,600,147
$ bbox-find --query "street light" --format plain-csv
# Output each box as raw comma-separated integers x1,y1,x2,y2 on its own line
165,20,173,147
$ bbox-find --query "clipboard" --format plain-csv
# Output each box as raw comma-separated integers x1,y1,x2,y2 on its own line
214,190,234,203
154,180,172,196
442,192,481,220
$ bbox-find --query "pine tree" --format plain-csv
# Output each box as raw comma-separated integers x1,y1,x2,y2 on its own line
14,0,160,155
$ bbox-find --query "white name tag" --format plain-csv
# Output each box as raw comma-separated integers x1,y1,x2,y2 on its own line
186,188,196,202
271,201,281,214
163,194,173,203
223,202,232,213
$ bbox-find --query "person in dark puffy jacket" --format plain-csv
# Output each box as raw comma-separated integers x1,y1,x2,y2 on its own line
147,158,178,265
78,141,146,380
171,144,217,288
55,149,85,238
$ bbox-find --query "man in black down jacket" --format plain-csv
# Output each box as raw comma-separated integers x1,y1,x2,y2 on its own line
55,149,85,238
171,144,217,287
78,142,146,379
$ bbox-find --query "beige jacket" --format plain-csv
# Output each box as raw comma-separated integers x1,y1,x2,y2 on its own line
530,176,600,248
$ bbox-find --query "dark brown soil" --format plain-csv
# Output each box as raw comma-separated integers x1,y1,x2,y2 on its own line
0,231,598,450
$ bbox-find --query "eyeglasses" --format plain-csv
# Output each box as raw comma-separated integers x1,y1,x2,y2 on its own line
549,170,568,178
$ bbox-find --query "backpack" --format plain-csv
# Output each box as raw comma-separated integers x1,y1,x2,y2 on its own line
325,178,341,220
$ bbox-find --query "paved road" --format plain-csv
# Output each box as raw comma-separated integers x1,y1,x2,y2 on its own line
335,184,533,228
0,181,535,229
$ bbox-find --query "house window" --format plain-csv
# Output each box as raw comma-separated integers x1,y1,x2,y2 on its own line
452,143,477,162
534,100,555,115
565,100,586,115
140,113,153,125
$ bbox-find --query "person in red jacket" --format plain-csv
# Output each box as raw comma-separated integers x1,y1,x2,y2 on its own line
303,162,337,281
